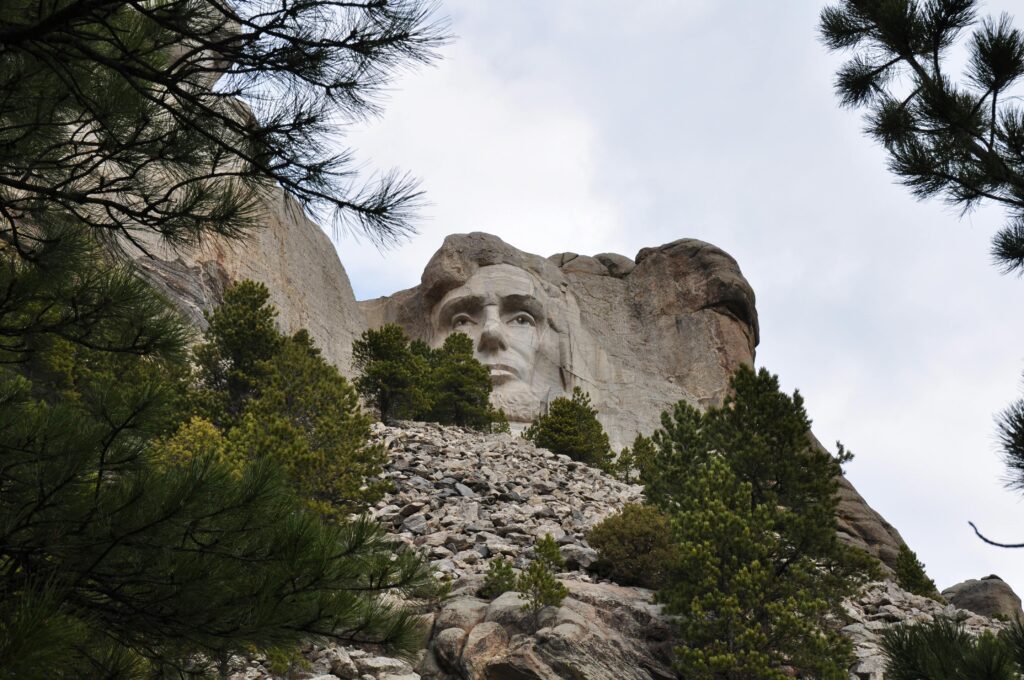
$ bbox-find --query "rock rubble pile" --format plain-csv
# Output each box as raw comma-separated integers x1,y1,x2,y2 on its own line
369,421,643,580
843,581,1005,680
227,422,1007,680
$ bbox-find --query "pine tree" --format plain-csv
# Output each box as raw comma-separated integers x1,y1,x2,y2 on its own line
479,557,517,600
649,365,876,679
228,331,389,515
192,280,283,427
516,535,568,632
820,1,1024,519
881,618,1018,680
613,433,657,483
353,327,504,430
422,333,498,428
0,0,448,251
352,324,431,422
895,545,941,600
0,253,431,679
191,283,388,516
524,387,613,470
0,1,446,673
820,0,1024,274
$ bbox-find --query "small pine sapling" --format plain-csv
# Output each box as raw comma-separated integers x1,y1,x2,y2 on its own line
534,533,565,570
517,534,568,630
479,557,517,600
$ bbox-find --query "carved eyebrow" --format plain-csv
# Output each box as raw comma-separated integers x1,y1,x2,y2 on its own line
437,294,486,321
500,294,544,320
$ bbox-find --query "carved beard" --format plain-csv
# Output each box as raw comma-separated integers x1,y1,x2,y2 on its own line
489,380,544,423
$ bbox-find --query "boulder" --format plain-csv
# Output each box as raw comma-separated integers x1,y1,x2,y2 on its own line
423,580,675,680
942,575,1024,621
594,253,635,278
434,597,489,632
460,621,510,676
432,627,467,671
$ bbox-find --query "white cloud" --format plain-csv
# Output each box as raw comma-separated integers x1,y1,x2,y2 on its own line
336,37,625,299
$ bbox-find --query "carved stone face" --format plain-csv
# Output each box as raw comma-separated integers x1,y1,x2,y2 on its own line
431,264,562,420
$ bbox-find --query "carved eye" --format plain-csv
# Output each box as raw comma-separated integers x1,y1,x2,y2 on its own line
507,313,535,327
451,313,474,329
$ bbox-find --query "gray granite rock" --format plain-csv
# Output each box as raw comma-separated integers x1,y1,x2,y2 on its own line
942,575,1024,621
129,190,366,371
359,232,758,449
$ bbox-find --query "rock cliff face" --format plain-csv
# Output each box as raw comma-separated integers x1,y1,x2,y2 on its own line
942,575,1024,621
129,189,366,371
362,232,907,572
360,232,758,450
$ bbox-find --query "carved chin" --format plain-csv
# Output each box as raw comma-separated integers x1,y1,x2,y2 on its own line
490,382,542,423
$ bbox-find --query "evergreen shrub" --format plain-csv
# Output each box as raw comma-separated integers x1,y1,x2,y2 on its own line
882,618,1018,680
524,387,613,470
587,504,676,589
895,545,941,600
479,557,517,600
517,534,568,630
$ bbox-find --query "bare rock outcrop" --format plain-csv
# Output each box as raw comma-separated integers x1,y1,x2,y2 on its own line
942,575,1024,621
129,189,366,370
842,581,1007,680
359,232,758,450
835,475,911,573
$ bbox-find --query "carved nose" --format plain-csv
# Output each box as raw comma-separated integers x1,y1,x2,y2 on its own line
478,320,507,352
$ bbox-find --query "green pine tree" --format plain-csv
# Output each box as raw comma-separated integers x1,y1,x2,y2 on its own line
190,283,389,516
524,387,613,470
192,280,283,427
353,326,505,431
648,365,876,679
895,545,941,600
517,535,568,631
820,0,1024,274
422,333,499,429
613,433,657,483
0,251,431,679
479,557,517,600
352,324,430,422
533,533,565,570
882,618,1018,680
0,0,447,250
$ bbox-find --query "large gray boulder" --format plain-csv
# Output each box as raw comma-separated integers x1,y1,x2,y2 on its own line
421,579,674,680
942,575,1024,621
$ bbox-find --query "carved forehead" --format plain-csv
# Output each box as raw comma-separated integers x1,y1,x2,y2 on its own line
435,264,547,311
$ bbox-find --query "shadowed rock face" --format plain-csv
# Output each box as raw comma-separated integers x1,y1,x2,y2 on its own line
129,189,366,371
360,232,760,449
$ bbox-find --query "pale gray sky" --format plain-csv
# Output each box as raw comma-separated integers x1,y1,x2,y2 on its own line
336,1,1024,593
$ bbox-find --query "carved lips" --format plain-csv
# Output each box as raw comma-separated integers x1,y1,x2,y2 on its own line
482,362,520,384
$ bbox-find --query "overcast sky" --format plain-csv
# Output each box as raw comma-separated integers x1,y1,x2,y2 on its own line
334,0,1024,594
